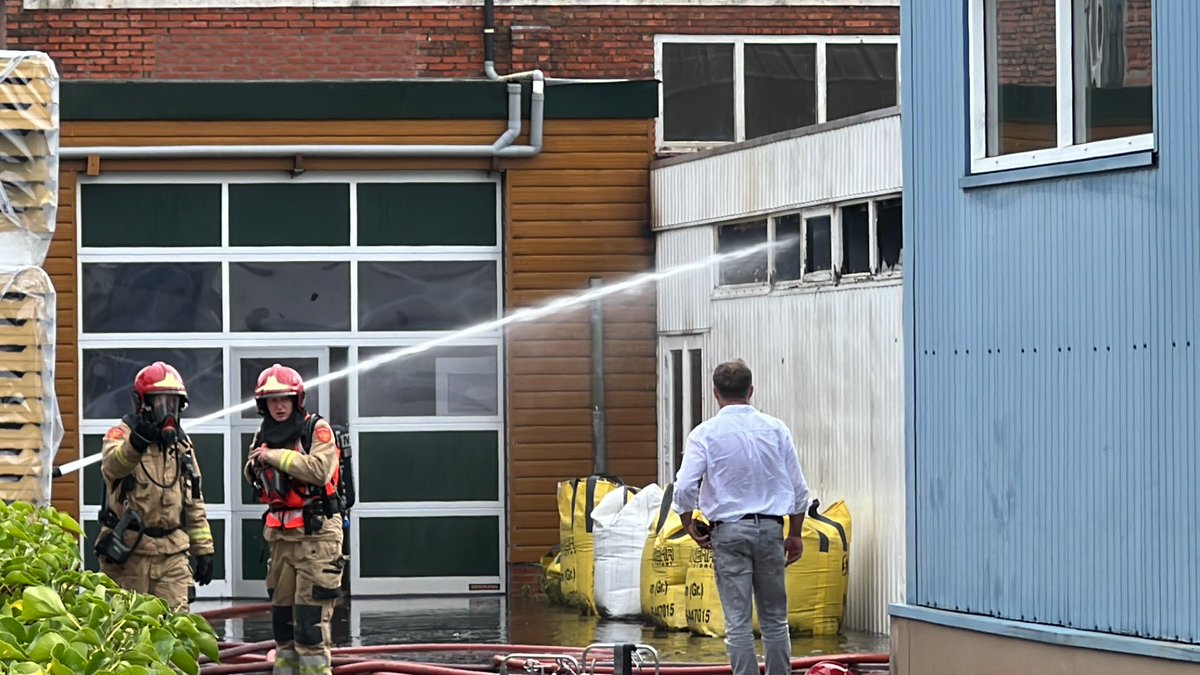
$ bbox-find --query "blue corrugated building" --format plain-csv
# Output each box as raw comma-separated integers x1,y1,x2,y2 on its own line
896,1,1200,672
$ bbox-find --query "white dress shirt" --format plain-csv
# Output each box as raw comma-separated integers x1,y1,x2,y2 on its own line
671,404,811,523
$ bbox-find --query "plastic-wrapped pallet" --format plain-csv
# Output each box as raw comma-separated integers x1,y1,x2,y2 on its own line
0,51,61,506
593,482,663,617
0,51,59,268
0,267,61,505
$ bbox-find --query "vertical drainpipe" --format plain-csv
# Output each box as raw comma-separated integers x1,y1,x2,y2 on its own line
483,0,497,79
590,277,608,475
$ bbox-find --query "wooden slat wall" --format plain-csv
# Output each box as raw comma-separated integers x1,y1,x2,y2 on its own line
55,118,659,565
503,120,656,563
48,164,80,516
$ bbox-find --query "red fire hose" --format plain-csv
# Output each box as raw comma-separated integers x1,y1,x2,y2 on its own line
194,604,887,675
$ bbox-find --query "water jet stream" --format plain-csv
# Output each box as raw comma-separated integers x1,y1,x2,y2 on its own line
54,239,782,478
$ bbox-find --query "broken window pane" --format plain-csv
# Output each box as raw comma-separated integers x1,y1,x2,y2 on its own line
745,44,817,138
774,213,803,282
877,197,903,273
841,203,871,274
663,43,736,142
805,215,833,275
826,44,898,121
717,220,769,285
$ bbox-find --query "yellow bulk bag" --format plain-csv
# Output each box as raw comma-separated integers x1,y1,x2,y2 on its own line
556,475,623,612
681,500,851,639
639,484,694,630
541,547,564,605
786,500,852,636
684,541,724,637
639,483,675,615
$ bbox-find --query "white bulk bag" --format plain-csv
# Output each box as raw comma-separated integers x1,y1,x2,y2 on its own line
593,483,665,617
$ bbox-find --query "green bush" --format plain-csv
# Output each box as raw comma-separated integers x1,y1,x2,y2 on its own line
0,501,219,674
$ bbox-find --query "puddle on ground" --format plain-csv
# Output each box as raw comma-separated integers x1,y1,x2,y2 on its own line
197,596,889,663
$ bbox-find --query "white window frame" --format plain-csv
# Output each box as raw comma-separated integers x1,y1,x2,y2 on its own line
713,191,902,296
712,216,771,294
968,0,1155,174
75,170,507,598
654,34,901,151
657,335,707,484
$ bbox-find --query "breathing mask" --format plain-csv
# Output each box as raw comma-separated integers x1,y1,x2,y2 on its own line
145,394,183,446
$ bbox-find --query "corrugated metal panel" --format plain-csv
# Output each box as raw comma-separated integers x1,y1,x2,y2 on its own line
906,1,1198,643
652,114,902,230
656,227,713,333
704,286,906,635
653,110,907,634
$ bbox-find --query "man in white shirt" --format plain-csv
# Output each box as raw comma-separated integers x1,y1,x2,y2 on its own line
672,359,811,675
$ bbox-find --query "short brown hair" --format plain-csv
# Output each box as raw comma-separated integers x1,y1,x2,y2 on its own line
713,359,752,400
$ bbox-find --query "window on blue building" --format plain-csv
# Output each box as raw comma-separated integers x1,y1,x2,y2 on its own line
970,0,1153,173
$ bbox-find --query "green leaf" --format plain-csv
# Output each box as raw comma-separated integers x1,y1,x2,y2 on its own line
19,587,66,621
149,628,175,662
0,617,25,642
0,631,26,659
10,663,41,674
84,651,109,675
50,512,82,537
52,642,88,672
3,571,34,587
75,627,101,647
168,646,198,675
168,616,199,638
27,632,67,662
48,659,73,675
133,598,166,621
192,631,218,663
87,604,106,631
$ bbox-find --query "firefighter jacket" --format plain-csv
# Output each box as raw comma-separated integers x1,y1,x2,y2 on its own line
243,416,342,544
100,420,214,558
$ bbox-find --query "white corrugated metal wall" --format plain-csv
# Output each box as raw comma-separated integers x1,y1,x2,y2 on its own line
652,110,904,635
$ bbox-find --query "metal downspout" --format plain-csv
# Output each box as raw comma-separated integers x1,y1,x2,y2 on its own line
589,277,608,475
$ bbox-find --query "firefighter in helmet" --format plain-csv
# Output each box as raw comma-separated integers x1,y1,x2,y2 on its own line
96,361,214,611
244,363,344,675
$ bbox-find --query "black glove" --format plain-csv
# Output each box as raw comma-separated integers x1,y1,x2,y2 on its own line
129,418,157,453
193,554,214,586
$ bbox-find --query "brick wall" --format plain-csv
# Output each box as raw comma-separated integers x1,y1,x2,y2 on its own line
5,2,898,80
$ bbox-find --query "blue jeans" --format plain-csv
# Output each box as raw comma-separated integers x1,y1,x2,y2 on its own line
711,519,790,675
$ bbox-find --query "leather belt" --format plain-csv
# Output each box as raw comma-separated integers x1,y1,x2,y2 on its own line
712,513,784,528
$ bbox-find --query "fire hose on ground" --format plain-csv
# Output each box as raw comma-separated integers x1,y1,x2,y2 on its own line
194,604,888,675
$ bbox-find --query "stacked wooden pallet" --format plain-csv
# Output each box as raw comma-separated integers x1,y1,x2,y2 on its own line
0,52,59,505
0,268,55,504
0,53,57,240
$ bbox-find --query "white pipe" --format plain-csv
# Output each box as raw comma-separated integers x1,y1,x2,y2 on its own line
61,78,546,160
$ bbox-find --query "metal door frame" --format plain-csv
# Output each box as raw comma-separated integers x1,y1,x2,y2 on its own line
228,346,330,599
658,335,707,484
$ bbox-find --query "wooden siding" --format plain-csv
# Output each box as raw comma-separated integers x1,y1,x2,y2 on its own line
48,164,79,517
52,118,657,565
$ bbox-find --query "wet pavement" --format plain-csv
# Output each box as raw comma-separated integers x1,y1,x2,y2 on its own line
197,596,890,664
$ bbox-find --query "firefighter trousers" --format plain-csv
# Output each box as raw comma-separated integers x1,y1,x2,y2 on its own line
266,535,345,675
101,551,193,612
